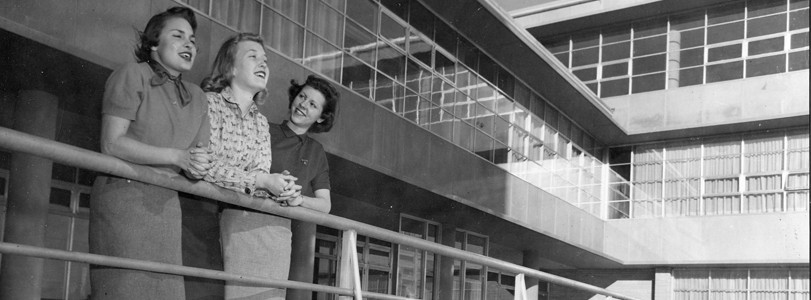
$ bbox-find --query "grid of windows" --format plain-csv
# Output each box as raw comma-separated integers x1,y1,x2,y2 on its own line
313,226,394,300
673,268,810,300
608,128,810,218
543,0,810,98
178,0,609,217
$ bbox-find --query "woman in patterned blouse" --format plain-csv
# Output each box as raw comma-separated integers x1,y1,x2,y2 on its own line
200,33,299,300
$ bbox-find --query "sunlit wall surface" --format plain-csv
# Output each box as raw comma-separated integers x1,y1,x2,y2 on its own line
541,0,809,98
608,128,809,219
178,0,612,217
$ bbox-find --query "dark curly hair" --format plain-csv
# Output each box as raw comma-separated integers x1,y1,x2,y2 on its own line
201,33,268,104
133,6,197,63
288,75,340,133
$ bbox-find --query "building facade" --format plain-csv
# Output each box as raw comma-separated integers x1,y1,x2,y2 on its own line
0,0,807,299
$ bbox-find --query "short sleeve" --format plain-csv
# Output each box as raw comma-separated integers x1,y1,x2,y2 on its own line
102,63,147,120
311,144,331,191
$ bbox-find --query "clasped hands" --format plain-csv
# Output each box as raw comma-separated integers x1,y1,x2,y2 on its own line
259,171,303,207
182,143,213,179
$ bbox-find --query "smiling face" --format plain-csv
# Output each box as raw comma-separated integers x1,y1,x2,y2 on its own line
231,40,268,94
289,86,326,131
150,17,196,76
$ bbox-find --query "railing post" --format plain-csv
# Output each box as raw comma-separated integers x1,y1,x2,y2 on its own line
338,230,363,300
514,273,528,300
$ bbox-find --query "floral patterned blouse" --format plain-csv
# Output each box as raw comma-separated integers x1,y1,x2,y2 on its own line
204,86,272,197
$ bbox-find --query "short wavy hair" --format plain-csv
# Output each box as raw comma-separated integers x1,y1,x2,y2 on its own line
288,75,340,133
134,6,197,64
201,33,268,104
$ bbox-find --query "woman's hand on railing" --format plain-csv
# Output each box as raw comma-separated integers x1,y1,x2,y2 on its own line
183,145,213,179
256,171,298,196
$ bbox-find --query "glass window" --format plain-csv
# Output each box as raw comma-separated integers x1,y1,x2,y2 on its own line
344,20,378,65
747,54,787,77
632,54,666,74
321,0,345,12
572,47,599,67
49,187,71,208
707,21,745,44
632,73,666,93
749,36,785,56
409,0,434,38
707,61,744,82
790,8,810,30
497,68,515,98
263,0,306,23
791,32,809,49
478,55,498,86
346,0,378,33
603,27,631,43
544,39,570,53
307,0,344,47
680,28,706,48
380,11,406,49
406,58,431,97
601,78,629,97
789,51,809,70
602,62,628,78
791,0,810,9
212,1,261,33
380,0,408,19
747,14,787,38
633,35,668,57
708,2,745,25
671,13,705,31
305,33,342,81
262,6,304,59
749,0,787,18
378,41,406,83
602,42,631,61
458,38,479,69
633,19,667,38
434,20,457,54
409,30,432,66
435,50,456,83
572,33,599,49
680,48,705,67
708,44,742,62
573,68,597,81
342,53,375,99
679,67,704,86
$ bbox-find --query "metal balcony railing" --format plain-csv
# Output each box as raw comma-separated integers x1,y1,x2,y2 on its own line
0,126,639,300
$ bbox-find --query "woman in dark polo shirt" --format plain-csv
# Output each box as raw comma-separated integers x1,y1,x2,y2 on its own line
89,7,211,300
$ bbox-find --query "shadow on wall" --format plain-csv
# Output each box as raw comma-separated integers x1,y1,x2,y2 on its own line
547,269,654,300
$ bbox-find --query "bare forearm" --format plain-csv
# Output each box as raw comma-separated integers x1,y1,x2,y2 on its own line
102,135,182,167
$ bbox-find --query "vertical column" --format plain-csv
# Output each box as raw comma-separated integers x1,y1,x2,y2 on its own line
522,250,544,300
667,30,682,89
288,220,317,300
0,90,59,300
653,267,673,300
437,225,457,300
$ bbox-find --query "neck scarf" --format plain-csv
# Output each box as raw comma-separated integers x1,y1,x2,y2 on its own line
148,61,191,106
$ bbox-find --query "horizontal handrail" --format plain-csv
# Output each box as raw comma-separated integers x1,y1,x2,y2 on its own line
0,242,410,300
0,126,639,300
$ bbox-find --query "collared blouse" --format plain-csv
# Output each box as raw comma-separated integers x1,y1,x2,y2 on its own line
203,86,272,197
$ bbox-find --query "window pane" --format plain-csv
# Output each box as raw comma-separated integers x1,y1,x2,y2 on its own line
263,0,305,23
749,36,785,56
263,7,304,59
792,32,809,49
342,54,375,99
708,2,745,25
435,51,456,82
671,13,705,31
307,0,344,46
409,1,435,38
380,12,406,49
572,47,599,67
212,1,261,32
50,187,71,208
346,0,378,33
792,0,810,9
680,28,705,48
602,62,628,78
632,73,666,93
747,14,787,38
708,22,744,44
573,68,597,81
458,38,479,68
378,42,406,83
680,48,705,67
406,58,432,97
572,33,599,49
747,54,787,77
497,69,515,99
708,44,742,62
409,30,432,66
545,39,570,53
633,35,667,56
789,50,810,70
305,33,342,81
634,19,667,38
707,61,744,82
554,53,570,67
633,54,666,74
434,21,457,54
790,9,810,29
601,78,629,97
603,27,631,43
602,42,630,61
479,55,498,86
344,20,377,65
749,0,787,17
52,163,76,182
679,66,704,87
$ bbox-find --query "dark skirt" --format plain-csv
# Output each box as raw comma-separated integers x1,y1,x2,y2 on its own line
89,176,185,300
